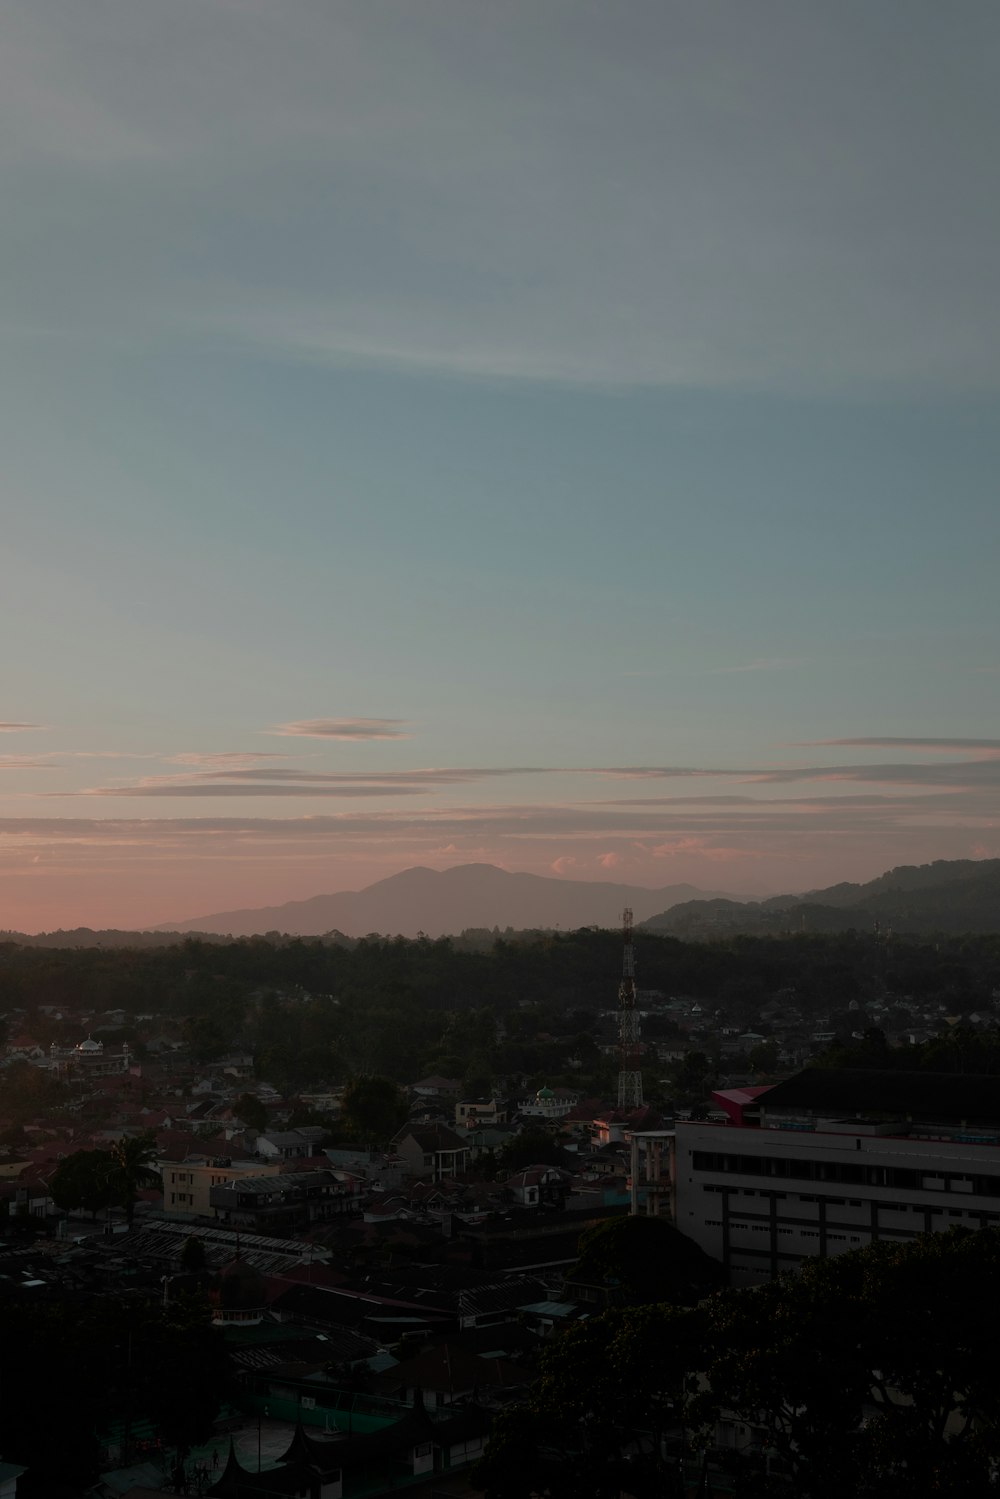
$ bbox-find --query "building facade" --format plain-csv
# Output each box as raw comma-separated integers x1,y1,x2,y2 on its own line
160,1157,283,1217
208,1169,354,1234
676,1069,1000,1285
391,1125,469,1181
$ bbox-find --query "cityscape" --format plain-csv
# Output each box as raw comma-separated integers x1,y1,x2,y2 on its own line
2,2,999,1496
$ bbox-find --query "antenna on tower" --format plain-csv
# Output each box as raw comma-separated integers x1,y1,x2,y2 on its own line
617,907,643,1112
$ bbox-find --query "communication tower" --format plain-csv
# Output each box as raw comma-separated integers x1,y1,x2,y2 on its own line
617,906,643,1111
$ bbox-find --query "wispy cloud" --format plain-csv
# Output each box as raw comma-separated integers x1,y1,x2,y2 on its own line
645,837,759,863
746,761,1000,788
70,766,550,797
82,783,432,799
2,791,996,847
53,755,1000,799
3,3,997,394
0,722,44,732
268,718,412,740
794,737,1000,756
167,751,290,767
708,658,803,675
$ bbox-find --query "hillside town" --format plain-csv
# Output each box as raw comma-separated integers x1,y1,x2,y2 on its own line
3,921,1000,1495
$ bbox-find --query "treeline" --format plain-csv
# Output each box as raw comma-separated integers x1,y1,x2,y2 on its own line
3,928,1000,1097
4,927,1000,1018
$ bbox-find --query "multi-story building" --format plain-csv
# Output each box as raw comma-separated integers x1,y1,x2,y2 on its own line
455,1097,507,1129
161,1157,282,1217
676,1069,1000,1285
391,1124,469,1181
208,1169,355,1235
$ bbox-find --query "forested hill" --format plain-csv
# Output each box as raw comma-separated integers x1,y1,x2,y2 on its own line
642,858,1000,937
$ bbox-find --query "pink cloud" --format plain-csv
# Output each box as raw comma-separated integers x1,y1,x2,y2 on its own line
267,718,411,740
0,722,45,732
648,837,758,863
167,751,289,767
597,851,622,869
793,737,1000,757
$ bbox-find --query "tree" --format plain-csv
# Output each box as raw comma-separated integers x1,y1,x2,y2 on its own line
479,1228,1000,1499
668,1049,716,1107
106,1131,161,1226
478,1304,706,1498
339,1074,408,1143
498,1126,564,1171
232,1091,268,1130
748,1038,781,1073
183,1013,229,1062
568,1215,723,1307
0,1292,231,1487
180,1234,207,1272
694,1227,1000,1496
49,1148,115,1218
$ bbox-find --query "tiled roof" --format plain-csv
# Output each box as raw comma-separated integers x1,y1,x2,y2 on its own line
395,1124,468,1152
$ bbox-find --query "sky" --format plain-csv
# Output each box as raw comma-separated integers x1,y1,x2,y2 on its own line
2,0,999,931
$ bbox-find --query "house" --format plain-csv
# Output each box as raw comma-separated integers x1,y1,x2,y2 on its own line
160,1156,283,1217
409,1076,462,1099
255,1128,327,1163
502,1165,569,1208
0,1461,26,1499
391,1125,470,1182
209,1170,354,1235
454,1097,507,1129
3,1038,44,1062
209,1402,492,1498
377,1341,531,1408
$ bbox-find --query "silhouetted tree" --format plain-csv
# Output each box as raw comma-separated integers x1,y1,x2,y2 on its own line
339,1074,408,1143
106,1131,160,1226
49,1148,115,1218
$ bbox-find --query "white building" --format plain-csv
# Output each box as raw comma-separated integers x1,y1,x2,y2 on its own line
47,1035,133,1078
518,1085,579,1120
676,1069,1000,1285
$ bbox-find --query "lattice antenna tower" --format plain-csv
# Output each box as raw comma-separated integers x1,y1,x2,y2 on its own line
617,906,643,1110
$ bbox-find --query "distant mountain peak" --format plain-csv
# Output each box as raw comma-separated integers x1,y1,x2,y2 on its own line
152,862,737,938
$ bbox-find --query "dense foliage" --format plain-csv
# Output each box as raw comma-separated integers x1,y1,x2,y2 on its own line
568,1215,724,1307
0,1292,231,1486
2,927,1000,1108
49,1132,160,1225
477,1226,1000,1498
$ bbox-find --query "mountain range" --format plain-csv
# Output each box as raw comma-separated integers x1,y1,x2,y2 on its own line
8,858,999,944
152,863,736,938
641,859,1000,937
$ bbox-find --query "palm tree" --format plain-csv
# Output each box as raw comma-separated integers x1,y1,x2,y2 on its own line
106,1132,161,1227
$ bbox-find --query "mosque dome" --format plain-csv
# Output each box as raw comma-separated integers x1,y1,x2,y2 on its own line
536,1085,555,1100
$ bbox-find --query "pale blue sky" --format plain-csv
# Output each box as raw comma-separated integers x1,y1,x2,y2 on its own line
1,0,998,928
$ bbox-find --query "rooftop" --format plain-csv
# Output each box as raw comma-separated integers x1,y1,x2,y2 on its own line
760,1069,1000,1125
